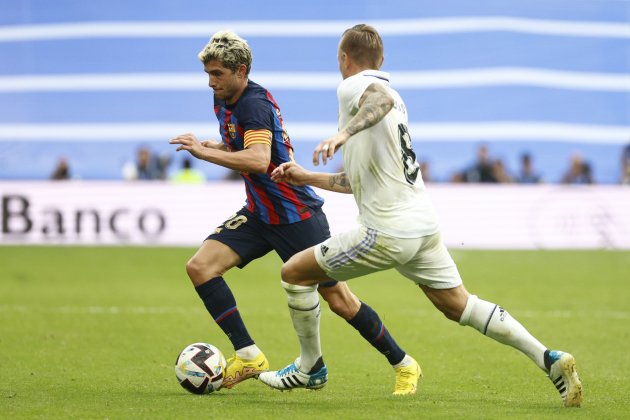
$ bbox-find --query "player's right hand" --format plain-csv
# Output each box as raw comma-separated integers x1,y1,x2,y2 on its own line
271,162,308,185
169,133,207,159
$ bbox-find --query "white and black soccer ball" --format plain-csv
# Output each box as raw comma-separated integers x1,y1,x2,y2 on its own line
175,342,226,394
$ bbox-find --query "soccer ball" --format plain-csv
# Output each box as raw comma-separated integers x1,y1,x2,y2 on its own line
175,342,226,394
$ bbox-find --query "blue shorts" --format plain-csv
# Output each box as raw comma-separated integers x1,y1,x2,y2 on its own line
207,207,337,287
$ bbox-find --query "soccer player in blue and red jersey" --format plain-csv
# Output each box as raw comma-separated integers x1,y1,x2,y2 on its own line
169,31,418,393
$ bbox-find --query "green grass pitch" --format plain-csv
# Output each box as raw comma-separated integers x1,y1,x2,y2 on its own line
1,246,629,419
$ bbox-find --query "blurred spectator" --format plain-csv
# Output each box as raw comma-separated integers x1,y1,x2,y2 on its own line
492,159,513,183
419,160,432,183
621,143,630,185
560,153,594,184
123,147,171,180
451,145,498,183
515,153,542,184
171,157,206,184
50,157,71,180
137,147,157,180
223,170,241,181
155,154,172,180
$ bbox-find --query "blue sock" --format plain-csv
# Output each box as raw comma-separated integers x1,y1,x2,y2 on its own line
348,302,406,365
195,277,254,350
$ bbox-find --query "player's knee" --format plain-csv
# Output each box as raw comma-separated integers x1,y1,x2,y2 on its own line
185,257,203,282
280,259,297,283
185,256,218,285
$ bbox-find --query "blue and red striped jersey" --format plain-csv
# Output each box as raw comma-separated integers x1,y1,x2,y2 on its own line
214,80,324,224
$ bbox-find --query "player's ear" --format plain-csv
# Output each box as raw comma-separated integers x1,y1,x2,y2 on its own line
236,63,248,79
339,51,348,65
338,50,350,76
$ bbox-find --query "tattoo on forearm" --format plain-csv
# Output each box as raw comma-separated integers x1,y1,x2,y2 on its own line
345,84,394,136
329,172,352,192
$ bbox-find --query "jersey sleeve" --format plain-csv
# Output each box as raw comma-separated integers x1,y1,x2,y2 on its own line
237,96,274,132
337,76,370,117
238,96,275,148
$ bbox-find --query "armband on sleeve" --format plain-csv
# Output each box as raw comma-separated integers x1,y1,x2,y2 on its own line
244,129,272,148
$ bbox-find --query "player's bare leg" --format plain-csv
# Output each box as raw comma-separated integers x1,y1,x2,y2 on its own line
317,281,360,320
186,239,239,286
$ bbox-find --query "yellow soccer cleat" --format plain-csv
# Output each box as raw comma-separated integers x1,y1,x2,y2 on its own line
393,357,422,396
221,352,269,389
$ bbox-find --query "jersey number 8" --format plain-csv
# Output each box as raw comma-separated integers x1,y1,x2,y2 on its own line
398,123,420,185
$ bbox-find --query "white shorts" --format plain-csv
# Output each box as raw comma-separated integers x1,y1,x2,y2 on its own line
314,226,462,289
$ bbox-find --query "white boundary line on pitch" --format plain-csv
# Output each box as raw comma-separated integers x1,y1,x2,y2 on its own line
1,17,629,42
1,305,628,319
0,121,628,144
1,68,629,92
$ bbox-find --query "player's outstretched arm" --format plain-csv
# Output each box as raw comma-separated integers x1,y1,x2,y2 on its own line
170,133,220,158
200,139,227,151
313,82,394,166
271,162,352,194
170,133,270,173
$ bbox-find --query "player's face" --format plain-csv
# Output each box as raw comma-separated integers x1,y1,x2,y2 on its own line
204,60,246,104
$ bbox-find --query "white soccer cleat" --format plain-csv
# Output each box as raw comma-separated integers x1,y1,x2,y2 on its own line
546,350,583,407
259,357,328,391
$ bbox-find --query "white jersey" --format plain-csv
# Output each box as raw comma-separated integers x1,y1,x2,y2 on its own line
337,70,439,238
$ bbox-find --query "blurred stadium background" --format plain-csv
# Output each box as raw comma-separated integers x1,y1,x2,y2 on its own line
2,4,630,417
0,0,629,249
1,0,628,182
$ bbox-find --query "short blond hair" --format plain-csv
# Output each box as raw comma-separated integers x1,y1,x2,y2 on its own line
339,24,384,69
197,31,252,74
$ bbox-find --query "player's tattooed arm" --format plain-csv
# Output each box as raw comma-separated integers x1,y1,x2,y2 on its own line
343,83,394,137
314,83,394,166
328,172,352,193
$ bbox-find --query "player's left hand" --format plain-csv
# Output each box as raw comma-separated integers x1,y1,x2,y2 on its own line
169,133,207,159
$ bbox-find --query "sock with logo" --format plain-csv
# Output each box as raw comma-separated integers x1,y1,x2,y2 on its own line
459,294,547,371
347,302,406,365
195,277,254,351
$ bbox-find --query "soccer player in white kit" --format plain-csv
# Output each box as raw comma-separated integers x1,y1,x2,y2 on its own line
259,24,582,406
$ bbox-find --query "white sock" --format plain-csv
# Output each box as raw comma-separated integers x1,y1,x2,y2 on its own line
235,344,261,360
459,295,547,371
392,354,413,369
282,280,322,373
